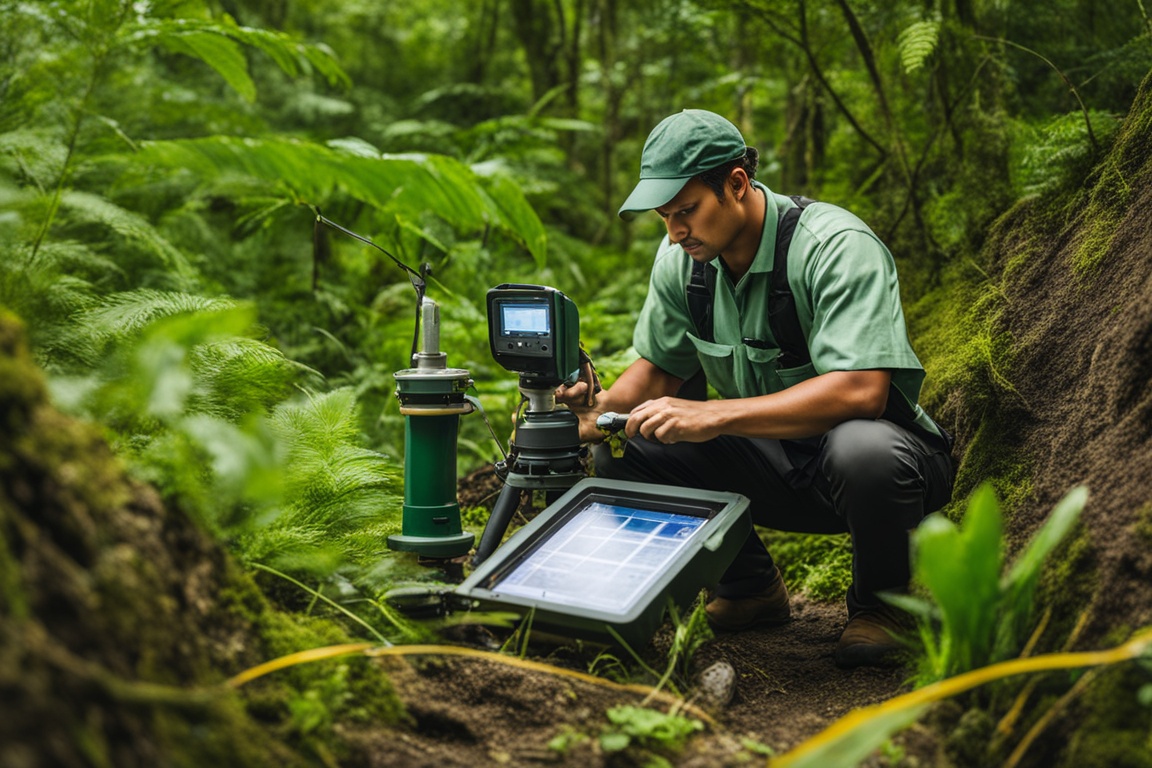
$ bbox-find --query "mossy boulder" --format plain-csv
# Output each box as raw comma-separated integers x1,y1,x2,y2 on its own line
0,310,404,767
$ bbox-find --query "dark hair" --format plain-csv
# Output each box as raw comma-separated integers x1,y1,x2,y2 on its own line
697,146,760,201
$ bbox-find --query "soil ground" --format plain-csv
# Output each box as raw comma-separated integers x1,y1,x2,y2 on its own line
374,588,910,767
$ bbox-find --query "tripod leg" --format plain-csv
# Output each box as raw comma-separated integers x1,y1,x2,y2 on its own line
472,483,524,567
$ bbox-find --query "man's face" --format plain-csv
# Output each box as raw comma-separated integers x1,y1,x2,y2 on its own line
654,178,741,265
654,177,742,264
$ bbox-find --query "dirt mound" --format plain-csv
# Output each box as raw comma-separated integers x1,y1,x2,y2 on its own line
965,74,1152,650
969,78,1152,765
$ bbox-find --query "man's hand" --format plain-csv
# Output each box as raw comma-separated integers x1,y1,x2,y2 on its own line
555,379,609,443
625,397,722,444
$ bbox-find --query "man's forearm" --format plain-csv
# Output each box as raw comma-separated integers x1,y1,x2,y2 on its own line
714,369,890,438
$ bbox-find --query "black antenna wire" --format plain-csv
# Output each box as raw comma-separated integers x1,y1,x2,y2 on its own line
312,207,431,365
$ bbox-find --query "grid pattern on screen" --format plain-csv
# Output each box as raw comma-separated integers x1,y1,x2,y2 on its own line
492,501,706,613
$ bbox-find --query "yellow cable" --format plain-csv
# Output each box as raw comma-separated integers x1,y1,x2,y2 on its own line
227,642,718,727
227,643,375,687
771,629,1152,768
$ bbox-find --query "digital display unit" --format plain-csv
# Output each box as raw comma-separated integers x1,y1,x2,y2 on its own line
487,284,580,387
500,302,551,335
455,478,751,647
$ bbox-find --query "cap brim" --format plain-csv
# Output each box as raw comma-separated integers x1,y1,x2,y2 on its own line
618,176,691,221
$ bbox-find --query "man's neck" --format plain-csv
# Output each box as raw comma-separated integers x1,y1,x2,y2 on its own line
718,185,767,284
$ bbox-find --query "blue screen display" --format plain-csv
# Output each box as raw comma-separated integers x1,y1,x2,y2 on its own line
500,302,550,334
493,502,706,613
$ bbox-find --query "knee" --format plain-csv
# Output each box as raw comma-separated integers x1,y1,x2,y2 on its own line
820,419,919,497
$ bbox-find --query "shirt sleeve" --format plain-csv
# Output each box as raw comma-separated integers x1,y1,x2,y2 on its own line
802,226,923,375
632,238,703,380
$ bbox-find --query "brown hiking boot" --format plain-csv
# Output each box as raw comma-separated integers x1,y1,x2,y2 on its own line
705,571,791,633
834,605,911,669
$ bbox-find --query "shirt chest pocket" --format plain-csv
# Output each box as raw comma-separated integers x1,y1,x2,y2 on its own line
688,335,787,397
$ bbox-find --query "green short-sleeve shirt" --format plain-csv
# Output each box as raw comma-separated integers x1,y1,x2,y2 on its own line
634,182,938,435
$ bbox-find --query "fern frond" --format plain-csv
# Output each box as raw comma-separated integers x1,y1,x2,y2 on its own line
0,128,69,191
236,388,401,572
898,20,941,74
0,241,110,364
188,337,306,418
78,289,238,348
271,388,364,447
59,191,195,282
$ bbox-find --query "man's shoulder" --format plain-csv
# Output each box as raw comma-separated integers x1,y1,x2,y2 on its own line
797,201,878,244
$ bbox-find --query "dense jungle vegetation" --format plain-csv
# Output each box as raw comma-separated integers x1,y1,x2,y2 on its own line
2,1,1151,766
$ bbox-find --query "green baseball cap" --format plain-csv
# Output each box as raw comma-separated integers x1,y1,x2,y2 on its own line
618,109,747,220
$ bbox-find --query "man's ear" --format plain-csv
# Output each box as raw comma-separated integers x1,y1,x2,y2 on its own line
729,168,749,200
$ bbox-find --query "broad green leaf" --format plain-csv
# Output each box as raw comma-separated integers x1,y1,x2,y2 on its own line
155,30,256,102
913,484,1003,673
130,137,547,265
78,290,238,346
475,172,548,266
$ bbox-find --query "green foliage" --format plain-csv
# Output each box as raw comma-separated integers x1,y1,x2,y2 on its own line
889,484,1087,682
130,136,548,265
599,705,704,759
249,389,402,574
897,19,941,74
1014,110,1120,198
763,531,853,602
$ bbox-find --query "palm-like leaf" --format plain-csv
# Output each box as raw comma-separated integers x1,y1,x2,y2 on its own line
121,14,350,103
130,137,547,265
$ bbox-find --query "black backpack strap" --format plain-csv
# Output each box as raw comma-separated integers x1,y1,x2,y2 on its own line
769,195,814,369
685,258,715,343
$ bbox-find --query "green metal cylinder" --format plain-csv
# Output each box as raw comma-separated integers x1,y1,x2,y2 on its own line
387,366,475,558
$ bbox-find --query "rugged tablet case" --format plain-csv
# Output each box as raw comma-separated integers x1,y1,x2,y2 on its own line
454,477,752,649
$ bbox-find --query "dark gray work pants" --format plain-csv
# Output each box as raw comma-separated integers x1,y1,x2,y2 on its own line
592,419,954,616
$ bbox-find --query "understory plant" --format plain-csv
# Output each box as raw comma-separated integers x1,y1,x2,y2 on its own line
891,483,1088,682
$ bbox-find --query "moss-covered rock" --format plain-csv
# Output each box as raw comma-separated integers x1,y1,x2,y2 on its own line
0,310,404,766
